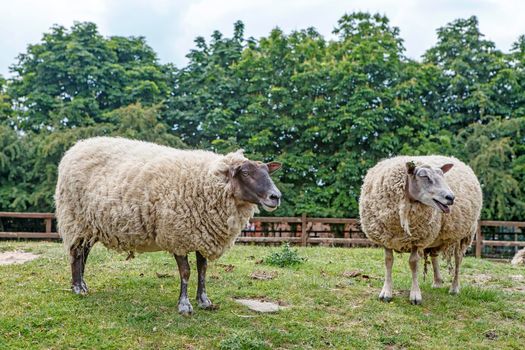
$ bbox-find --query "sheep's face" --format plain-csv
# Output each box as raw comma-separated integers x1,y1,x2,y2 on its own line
230,161,282,212
406,162,455,213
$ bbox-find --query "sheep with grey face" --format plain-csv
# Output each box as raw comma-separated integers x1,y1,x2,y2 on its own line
359,156,482,305
55,137,282,315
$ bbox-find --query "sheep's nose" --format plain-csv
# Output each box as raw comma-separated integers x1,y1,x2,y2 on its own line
269,192,281,206
445,194,455,204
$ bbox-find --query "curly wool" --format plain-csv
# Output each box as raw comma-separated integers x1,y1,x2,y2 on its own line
55,137,257,261
511,248,525,266
359,155,482,255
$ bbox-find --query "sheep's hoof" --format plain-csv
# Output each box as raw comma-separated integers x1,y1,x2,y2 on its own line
378,290,392,302
449,286,460,295
409,291,422,305
72,282,89,295
197,296,214,310
432,280,443,288
178,299,193,316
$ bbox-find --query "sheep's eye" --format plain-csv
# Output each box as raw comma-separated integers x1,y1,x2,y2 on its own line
241,170,250,177
424,176,433,183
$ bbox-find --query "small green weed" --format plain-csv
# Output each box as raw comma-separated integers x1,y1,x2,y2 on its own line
264,243,306,267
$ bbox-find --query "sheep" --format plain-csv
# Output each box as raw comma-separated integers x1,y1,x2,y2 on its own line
511,248,525,266
359,155,482,304
55,137,282,315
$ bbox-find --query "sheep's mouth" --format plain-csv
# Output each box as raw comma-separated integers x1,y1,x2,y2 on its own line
261,204,278,212
260,198,279,212
433,199,450,214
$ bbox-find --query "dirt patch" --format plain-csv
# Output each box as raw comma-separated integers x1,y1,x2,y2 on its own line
0,251,39,265
342,270,377,280
250,270,278,280
217,263,235,272
469,274,492,285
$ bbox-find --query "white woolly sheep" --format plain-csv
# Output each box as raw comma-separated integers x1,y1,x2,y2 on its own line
55,137,282,315
359,155,482,304
511,248,525,266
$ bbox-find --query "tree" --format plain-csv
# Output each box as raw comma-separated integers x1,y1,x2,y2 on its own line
8,22,174,132
0,76,12,123
165,21,246,147
423,16,508,131
457,117,525,220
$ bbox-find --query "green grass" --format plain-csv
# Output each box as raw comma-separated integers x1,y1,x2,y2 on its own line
0,242,524,349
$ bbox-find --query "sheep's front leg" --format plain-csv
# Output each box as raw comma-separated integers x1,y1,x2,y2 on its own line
449,248,462,295
174,254,193,315
430,254,443,288
196,251,213,309
409,247,422,305
379,248,394,302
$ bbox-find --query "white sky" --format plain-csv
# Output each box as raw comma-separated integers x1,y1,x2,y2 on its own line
1,0,525,77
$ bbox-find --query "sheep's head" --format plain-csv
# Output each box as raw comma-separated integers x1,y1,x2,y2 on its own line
406,161,455,213
229,160,282,212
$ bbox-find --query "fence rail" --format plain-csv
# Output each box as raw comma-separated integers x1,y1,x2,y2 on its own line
1,212,523,258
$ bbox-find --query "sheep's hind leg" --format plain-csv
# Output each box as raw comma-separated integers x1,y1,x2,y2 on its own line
174,254,193,315
379,248,394,302
430,253,443,288
196,251,214,309
70,242,92,295
409,247,422,305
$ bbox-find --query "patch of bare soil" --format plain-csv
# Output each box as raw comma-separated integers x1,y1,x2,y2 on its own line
0,251,39,265
470,273,492,285
250,270,278,280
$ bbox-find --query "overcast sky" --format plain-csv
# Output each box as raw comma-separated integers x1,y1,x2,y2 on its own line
1,0,525,77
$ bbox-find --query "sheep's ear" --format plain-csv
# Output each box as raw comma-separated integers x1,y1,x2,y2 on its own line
406,161,416,175
267,162,282,174
441,163,454,174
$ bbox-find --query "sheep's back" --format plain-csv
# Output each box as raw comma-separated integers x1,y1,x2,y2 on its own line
55,137,223,253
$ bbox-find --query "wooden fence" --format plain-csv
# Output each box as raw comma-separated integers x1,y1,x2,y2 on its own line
1,212,524,258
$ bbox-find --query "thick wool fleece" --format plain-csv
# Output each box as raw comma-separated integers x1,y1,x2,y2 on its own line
55,137,257,260
511,248,525,266
359,155,482,254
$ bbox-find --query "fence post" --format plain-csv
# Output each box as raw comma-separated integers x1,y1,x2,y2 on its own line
475,221,482,258
301,213,308,246
45,218,52,234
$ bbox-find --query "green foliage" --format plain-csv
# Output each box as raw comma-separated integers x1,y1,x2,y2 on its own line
8,22,174,132
457,117,525,220
1,15,525,219
264,243,306,267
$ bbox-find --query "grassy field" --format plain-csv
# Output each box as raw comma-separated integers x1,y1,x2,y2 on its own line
0,241,524,350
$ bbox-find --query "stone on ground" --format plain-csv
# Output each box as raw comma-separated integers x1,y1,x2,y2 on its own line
235,298,285,313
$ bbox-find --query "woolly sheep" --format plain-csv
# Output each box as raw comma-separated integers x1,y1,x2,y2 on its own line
359,155,482,304
55,137,282,315
511,248,525,266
